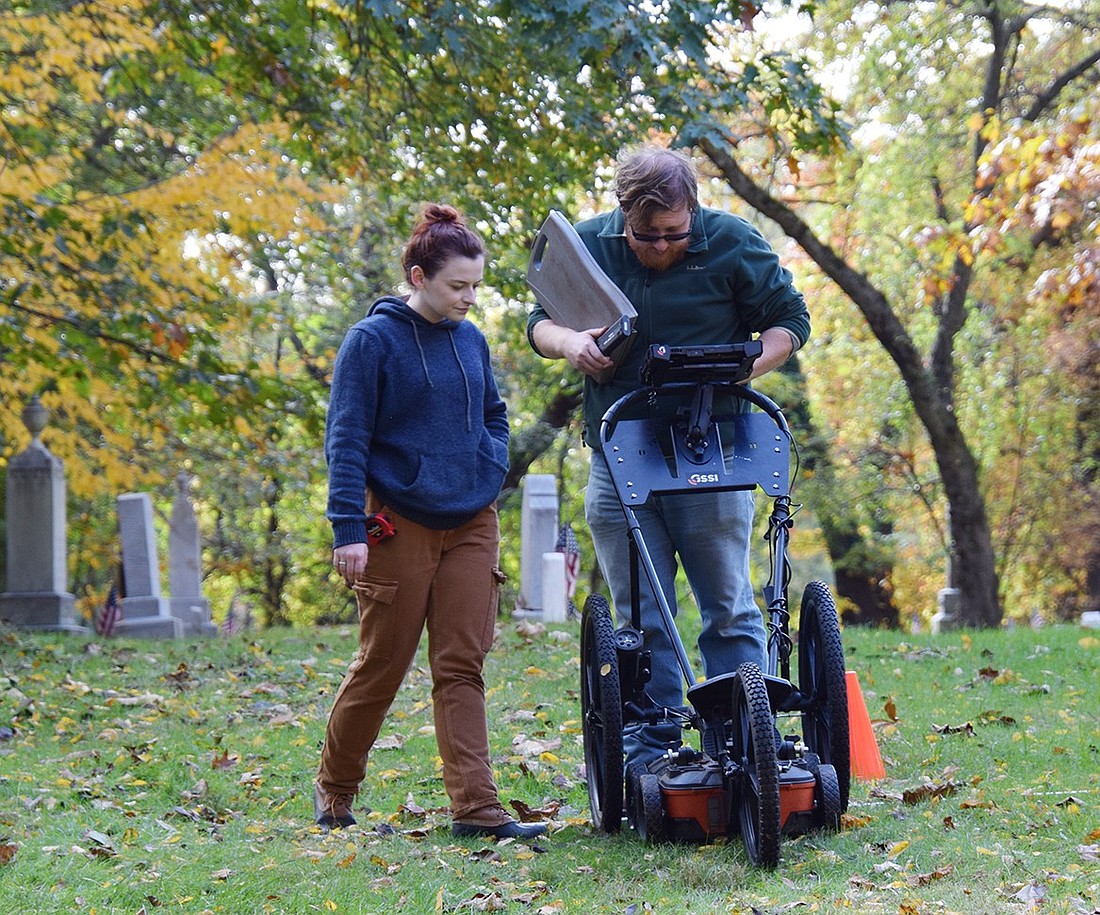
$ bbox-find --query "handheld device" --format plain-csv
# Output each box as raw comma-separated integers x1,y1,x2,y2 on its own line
596,315,635,355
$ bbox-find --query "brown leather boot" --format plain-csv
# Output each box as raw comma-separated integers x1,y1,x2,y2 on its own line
314,783,358,830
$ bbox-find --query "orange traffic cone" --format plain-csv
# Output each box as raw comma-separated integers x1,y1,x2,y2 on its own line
846,670,885,780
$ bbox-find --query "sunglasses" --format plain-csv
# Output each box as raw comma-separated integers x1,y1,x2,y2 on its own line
628,211,695,244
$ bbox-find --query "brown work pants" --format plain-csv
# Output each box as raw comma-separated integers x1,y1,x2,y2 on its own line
316,502,503,821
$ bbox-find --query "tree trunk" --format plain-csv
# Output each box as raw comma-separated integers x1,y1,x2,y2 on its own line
700,137,1003,627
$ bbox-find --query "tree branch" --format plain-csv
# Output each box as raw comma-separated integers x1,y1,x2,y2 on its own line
696,134,953,441
1024,46,1100,122
7,298,174,363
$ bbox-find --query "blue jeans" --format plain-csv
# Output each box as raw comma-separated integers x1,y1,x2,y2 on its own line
584,453,766,767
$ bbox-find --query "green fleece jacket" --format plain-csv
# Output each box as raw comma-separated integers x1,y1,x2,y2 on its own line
526,206,811,446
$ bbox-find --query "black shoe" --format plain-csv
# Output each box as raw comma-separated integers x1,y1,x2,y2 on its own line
314,783,358,830
451,818,548,840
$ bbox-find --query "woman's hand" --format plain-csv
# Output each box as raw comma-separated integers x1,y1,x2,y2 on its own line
333,542,368,585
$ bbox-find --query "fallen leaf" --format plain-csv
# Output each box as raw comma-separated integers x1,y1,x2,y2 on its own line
0,844,16,865
931,722,976,736
902,781,959,804
1014,881,1046,907
510,798,560,822
907,864,953,886
85,830,115,854
399,794,427,818
514,621,545,640
511,735,562,757
268,707,299,726
211,750,238,770
181,779,208,801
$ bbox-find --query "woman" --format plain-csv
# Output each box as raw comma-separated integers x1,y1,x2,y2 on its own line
316,204,546,841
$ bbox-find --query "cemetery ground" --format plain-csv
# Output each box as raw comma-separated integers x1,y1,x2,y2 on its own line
0,617,1097,915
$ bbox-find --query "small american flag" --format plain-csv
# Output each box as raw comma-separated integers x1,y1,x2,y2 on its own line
555,523,581,613
222,594,251,635
95,584,121,637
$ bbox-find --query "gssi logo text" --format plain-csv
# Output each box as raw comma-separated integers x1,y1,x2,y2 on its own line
687,472,720,485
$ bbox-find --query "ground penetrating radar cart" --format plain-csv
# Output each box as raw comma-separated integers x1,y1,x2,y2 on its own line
580,342,850,867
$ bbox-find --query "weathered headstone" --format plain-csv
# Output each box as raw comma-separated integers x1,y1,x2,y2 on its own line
541,551,567,622
517,474,559,614
114,492,181,637
930,587,960,634
168,473,216,636
0,396,83,631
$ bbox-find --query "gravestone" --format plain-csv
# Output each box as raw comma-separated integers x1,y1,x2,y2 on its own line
541,551,567,623
930,587,960,634
517,474,559,614
168,473,216,636
0,396,83,631
114,492,181,637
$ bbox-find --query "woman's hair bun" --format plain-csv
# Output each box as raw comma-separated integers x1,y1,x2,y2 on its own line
420,203,464,226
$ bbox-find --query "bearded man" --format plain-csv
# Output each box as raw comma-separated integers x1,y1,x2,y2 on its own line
526,145,810,767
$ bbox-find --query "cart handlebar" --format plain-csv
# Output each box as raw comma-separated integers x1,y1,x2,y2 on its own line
599,379,791,449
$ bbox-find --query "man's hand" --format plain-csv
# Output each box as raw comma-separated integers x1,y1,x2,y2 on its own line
532,321,614,379
562,327,615,377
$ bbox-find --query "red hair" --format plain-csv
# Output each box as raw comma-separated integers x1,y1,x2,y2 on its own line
402,203,485,282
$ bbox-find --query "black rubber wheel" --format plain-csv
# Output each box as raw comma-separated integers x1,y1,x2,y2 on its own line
814,762,843,832
580,594,624,833
797,580,851,812
732,662,781,868
635,772,665,843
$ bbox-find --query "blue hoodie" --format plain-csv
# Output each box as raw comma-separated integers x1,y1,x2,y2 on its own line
325,295,510,545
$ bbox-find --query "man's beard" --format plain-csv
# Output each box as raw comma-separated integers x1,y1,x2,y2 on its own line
627,238,689,272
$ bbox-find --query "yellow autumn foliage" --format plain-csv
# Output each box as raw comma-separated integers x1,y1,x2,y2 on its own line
1,0,340,490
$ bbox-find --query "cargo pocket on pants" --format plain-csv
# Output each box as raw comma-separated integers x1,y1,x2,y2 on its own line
353,577,399,660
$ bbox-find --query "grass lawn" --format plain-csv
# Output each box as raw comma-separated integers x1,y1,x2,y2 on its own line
1,615,1097,914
